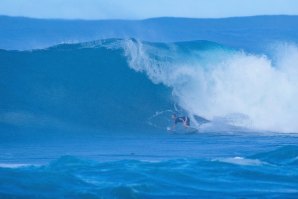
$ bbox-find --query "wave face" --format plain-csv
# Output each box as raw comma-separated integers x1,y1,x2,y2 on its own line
1,146,298,199
0,39,172,135
1,38,298,134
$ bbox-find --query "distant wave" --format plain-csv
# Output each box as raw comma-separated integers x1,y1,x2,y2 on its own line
1,15,298,52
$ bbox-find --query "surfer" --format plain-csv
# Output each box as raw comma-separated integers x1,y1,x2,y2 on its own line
169,114,190,131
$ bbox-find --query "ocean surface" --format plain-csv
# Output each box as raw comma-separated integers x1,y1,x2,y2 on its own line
1,25,298,198
1,133,298,198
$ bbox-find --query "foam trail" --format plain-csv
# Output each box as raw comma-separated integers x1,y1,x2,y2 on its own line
123,39,298,133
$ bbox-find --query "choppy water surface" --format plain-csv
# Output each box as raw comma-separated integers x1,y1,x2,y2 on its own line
1,133,298,199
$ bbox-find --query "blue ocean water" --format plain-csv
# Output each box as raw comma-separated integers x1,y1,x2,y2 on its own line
1,38,298,198
1,134,298,198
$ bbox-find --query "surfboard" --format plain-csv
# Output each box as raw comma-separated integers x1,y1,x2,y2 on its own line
167,126,198,134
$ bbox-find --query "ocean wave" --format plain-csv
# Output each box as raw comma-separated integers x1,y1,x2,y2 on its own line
1,38,298,134
1,146,298,199
250,145,298,165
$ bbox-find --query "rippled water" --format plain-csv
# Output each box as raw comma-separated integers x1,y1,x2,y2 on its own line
1,133,298,198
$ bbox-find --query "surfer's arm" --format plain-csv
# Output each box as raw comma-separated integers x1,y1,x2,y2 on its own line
182,118,189,128
182,118,187,126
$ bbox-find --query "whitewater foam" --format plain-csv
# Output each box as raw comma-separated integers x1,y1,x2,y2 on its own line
0,163,33,168
123,39,298,133
213,157,265,166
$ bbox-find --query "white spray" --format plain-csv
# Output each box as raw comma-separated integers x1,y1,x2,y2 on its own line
123,39,298,133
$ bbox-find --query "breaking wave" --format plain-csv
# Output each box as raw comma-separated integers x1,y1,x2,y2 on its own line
123,39,298,133
1,38,298,133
